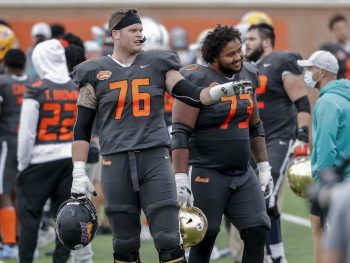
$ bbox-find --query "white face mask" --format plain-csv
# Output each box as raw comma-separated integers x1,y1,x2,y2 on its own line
304,70,318,89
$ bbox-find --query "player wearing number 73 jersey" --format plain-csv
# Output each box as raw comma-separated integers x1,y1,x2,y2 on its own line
16,39,76,263
171,25,271,263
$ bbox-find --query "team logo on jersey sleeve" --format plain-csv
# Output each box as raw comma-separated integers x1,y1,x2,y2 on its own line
183,64,198,71
32,80,43,88
96,70,112,81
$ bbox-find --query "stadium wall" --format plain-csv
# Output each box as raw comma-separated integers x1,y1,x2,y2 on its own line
1,5,349,59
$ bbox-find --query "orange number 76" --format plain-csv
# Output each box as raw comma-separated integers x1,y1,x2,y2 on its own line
109,78,151,119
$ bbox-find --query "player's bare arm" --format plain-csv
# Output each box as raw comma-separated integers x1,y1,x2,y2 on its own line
171,97,199,208
171,98,200,174
283,73,311,129
77,83,97,110
249,94,268,163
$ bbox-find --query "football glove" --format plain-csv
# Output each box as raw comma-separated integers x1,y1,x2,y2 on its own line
257,161,274,199
292,139,309,157
71,161,96,197
175,173,194,208
292,126,309,157
209,80,253,101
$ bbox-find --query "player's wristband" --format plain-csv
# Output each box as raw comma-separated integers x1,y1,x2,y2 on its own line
297,126,309,143
257,161,271,173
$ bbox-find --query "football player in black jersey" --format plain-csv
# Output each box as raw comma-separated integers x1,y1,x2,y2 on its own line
17,39,76,263
245,23,311,263
0,49,32,259
171,25,272,263
320,14,350,80
72,8,250,263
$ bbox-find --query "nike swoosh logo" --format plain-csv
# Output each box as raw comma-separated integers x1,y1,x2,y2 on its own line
140,65,149,69
279,140,287,145
165,156,169,159
263,63,271,67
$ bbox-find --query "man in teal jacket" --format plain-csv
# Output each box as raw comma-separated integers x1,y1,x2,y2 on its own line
311,79,350,180
298,50,350,180
298,50,350,263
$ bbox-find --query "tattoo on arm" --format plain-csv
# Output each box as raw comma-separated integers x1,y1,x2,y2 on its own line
77,84,97,110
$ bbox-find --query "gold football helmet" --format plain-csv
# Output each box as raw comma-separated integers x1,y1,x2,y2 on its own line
179,206,208,248
241,11,273,26
287,156,314,198
0,25,16,60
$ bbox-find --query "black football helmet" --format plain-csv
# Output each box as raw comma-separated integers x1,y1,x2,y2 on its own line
55,197,98,250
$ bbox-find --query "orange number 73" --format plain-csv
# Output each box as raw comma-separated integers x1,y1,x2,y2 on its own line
220,94,254,129
109,78,151,119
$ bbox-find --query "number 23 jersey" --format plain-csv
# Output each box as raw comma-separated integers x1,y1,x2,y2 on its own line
181,62,259,171
73,51,181,155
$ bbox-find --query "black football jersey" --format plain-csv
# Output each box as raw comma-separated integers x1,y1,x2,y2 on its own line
181,62,259,171
320,42,350,79
255,51,303,141
24,78,78,145
73,51,181,155
0,74,33,137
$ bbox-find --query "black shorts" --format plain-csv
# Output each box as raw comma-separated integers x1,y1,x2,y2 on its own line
0,137,18,195
190,165,270,232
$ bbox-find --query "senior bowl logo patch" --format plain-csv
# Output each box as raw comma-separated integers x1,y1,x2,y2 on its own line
184,64,198,71
96,70,112,81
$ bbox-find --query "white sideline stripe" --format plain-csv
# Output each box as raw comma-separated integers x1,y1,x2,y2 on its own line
281,213,311,228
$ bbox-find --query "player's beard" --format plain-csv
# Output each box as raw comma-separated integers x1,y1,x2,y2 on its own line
218,60,242,76
246,43,264,62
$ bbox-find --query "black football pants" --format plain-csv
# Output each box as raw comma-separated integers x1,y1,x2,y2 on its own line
101,147,181,256
188,165,270,263
16,159,73,263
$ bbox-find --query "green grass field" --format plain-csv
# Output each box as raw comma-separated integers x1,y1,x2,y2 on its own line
3,183,314,263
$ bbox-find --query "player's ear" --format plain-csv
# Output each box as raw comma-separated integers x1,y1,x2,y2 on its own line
111,30,120,40
262,38,270,48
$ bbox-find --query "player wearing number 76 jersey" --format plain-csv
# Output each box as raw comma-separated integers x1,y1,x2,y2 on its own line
16,39,76,263
171,25,271,263
71,8,248,263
